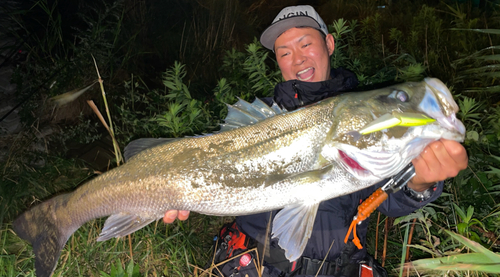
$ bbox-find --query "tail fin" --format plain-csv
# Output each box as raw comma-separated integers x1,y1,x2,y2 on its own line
13,194,77,277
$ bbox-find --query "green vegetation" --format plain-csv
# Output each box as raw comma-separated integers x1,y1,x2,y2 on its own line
0,0,499,276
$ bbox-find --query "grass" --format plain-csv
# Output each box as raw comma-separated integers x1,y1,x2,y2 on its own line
0,153,93,227
5,199,495,277
0,59,226,276
1,211,232,276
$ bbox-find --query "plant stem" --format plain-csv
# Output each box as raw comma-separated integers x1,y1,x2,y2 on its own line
399,222,410,277
92,55,123,165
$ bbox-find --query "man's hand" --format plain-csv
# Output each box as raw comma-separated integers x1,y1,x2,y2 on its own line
408,139,468,192
163,210,190,224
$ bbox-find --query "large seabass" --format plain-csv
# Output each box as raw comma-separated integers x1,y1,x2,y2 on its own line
14,78,465,277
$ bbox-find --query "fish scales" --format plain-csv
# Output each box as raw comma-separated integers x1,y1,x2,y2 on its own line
88,100,335,215
13,78,465,277
29,100,335,235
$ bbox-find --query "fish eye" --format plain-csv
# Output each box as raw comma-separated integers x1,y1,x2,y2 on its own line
388,90,409,102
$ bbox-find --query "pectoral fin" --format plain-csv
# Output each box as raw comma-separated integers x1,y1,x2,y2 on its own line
97,212,157,241
270,165,334,261
272,202,320,262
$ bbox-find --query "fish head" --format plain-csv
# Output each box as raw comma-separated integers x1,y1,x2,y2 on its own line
323,78,465,179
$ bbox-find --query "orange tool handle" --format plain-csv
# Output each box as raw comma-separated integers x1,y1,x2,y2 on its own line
344,188,388,249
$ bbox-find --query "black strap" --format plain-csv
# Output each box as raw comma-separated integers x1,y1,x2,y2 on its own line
259,242,338,276
259,241,366,276
292,257,337,276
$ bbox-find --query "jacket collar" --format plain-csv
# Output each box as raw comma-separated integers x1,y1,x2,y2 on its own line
273,68,358,110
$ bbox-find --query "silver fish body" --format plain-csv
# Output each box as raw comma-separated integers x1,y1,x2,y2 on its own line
13,78,465,277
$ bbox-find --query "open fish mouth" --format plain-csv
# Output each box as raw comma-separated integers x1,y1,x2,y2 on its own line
422,78,466,135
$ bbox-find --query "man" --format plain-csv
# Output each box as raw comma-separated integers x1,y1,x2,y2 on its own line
164,5,468,276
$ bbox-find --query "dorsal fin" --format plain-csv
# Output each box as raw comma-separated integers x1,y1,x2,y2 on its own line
220,98,286,132
124,98,285,161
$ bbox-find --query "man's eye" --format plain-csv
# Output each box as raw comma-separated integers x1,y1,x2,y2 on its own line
302,43,311,48
280,53,289,58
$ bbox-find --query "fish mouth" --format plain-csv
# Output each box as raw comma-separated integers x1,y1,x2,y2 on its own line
422,78,466,137
297,67,314,81
435,113,465,138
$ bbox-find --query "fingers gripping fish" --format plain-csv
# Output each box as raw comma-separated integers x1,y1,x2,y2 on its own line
13,78,465,277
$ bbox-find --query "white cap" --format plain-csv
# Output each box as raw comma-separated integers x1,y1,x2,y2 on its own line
260,5,328,51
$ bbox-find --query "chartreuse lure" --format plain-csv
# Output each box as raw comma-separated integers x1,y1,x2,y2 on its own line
358,112,436,135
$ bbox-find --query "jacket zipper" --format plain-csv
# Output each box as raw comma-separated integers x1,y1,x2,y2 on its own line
292,81,304,107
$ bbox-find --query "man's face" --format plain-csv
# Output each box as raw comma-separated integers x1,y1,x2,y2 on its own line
274,27,335,82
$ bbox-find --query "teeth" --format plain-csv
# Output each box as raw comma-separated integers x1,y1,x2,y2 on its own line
298,76,313,81
297,67,314,81
297,68,311,74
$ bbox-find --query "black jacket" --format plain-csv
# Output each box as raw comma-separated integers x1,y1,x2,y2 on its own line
261,67,359,110
236,67,443,266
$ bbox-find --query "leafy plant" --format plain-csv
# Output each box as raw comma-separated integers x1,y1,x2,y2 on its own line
330,18,352,69
243,40,281,97
452,204,485,242
212,78,235,119
100,260,141,277
406,230,500,274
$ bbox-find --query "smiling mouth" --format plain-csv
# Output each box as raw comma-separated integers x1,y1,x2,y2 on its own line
297,67,314,81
